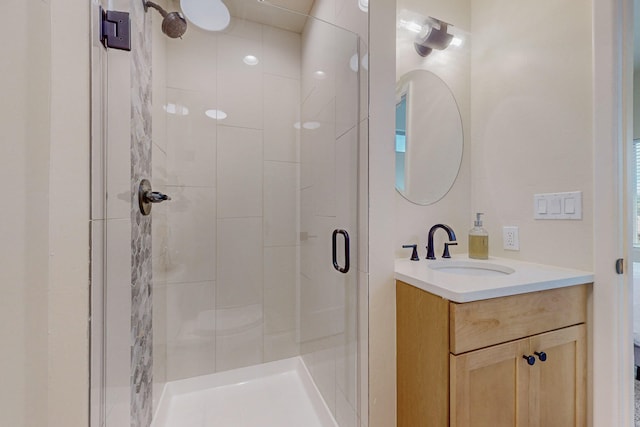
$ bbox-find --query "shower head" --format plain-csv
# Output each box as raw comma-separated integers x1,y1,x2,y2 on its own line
161,11,188,38
143,1,187,39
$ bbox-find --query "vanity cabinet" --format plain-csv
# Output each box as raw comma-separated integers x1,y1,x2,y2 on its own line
397,280,589,427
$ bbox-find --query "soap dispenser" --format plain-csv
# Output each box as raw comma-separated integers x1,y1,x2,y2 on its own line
469,213,488,260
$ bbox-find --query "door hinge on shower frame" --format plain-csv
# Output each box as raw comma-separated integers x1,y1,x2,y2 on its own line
100,7,131,51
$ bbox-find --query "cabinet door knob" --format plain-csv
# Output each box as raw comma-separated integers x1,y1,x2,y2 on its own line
523,355,536,366
534,351,547,362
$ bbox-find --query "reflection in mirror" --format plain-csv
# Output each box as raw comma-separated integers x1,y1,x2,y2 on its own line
395,69,463,205
396,94,407,191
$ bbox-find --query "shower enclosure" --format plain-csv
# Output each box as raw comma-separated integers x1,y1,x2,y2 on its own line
90,0,368,426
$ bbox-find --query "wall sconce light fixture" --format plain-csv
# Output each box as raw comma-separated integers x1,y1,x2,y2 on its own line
414,17,454,57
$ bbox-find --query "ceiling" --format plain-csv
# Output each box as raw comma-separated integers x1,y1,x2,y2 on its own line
226,0,315,16
174,0,316,34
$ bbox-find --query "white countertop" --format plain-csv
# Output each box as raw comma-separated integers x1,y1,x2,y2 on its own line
395,255,594,303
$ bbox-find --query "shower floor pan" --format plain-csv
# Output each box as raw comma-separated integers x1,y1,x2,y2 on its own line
152,357,338,427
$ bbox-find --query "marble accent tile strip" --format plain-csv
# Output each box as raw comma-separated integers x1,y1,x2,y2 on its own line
130,0,154,425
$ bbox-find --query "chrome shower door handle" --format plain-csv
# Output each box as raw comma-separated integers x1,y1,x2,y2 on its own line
138,179,171,216
332,229,350,274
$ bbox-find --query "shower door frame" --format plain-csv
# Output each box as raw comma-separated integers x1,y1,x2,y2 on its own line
90,0,141,425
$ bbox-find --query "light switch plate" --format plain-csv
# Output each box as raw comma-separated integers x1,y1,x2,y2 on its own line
534,191,582,220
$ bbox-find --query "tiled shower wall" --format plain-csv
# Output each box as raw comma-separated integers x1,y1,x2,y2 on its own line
150,6,369,424
152,18,302,381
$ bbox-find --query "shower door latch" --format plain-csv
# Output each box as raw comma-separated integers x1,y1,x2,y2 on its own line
100,7,131,51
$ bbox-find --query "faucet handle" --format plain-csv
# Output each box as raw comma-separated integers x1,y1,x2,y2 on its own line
443,242,458,258
402,244,420,261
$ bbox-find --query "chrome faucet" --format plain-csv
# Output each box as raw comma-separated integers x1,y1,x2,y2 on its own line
426,224,457,260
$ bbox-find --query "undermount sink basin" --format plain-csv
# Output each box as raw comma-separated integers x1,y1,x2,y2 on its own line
428,260,515,276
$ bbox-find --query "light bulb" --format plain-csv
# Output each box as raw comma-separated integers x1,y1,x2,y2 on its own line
399,19,423,34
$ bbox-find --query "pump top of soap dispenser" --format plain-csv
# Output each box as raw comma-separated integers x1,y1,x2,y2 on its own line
474,212,484,227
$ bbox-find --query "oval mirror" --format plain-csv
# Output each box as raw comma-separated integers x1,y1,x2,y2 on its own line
395,70,463,205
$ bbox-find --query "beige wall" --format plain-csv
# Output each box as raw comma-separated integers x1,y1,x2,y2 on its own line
369,0,398,425
395,0,471,259
388,0,594,425
0,1,50,425
394,0,593,271
0,0,600,425
1,0,90,426
470,0,593,270
49,0,91,424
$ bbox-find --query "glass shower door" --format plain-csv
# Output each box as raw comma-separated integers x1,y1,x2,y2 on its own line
92,1,365,425
298,16,362,425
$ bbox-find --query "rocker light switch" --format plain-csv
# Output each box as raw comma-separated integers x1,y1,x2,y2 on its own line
534,191,582,220
564,198,576,214
537,199,548,214
549,198,562,214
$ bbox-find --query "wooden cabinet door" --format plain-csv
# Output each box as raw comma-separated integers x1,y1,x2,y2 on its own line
450,338,530,427
528,325,586,427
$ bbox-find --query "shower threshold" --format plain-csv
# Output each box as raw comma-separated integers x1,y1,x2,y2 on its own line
152,357,338,427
